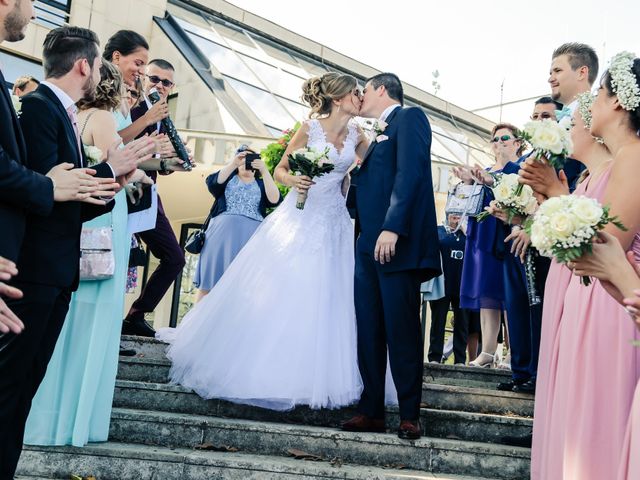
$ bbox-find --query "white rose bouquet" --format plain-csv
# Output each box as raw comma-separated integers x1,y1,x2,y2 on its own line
476,173,538,223
528,195,626,285
11,95,21,114
287,146,333,209
83,145,103,166
515,119,573,195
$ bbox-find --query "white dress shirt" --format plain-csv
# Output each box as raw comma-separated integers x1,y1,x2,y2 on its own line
379,103,401,123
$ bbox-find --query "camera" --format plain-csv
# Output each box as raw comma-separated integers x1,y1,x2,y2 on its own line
450,250,464,260
244,153,261,171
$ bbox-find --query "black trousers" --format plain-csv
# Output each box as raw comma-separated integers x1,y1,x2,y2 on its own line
428,296,476,364
354,245,423,421
0,282,71,479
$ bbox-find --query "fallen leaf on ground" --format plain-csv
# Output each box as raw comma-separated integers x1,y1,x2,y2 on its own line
287,448,324,461
194,442,239,452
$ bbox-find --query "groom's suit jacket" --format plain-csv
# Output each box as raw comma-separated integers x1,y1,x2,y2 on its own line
14,84,115,291
353,106,441,281
0,70,55,262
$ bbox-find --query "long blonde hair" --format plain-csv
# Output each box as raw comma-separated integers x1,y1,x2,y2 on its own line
301,72,357,118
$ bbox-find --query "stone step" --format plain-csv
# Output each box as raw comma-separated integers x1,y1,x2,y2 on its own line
112,382,532,445
19,442,506,480
105,408,529,479
117,346,512,388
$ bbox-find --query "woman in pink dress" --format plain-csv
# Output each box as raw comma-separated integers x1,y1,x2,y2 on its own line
530,53,640,480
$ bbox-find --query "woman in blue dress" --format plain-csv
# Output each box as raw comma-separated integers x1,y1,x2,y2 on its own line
194,148,281,302
454,123,524,368
23,62,153,446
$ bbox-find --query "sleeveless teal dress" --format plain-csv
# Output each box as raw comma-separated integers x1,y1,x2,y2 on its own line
23,111,132,446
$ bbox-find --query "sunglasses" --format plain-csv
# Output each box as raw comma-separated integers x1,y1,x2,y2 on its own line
491,134,514,143
531,112,554,120
146,74,174,88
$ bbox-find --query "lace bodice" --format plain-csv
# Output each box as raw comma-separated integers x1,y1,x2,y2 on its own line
306,119,358,187
221,175,263,221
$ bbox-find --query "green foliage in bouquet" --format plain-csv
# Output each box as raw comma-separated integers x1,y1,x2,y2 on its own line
287,147,334,209
261,122,301,199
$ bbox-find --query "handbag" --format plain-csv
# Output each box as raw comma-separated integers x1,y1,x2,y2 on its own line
79,221,115,281
184,212,213,255
445,182,485,217
128,235,147,268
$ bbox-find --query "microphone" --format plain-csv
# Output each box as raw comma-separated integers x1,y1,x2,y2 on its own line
148,88,193,171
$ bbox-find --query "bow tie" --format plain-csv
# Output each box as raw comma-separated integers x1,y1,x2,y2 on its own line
555,106,572,121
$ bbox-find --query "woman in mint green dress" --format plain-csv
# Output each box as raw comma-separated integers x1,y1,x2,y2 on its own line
24,61,153,446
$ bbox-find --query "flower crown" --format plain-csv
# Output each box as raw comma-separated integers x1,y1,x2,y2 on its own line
576,92,595,129
609,51,640,111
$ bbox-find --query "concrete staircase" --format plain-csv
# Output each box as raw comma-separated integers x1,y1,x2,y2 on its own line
18,336,532,480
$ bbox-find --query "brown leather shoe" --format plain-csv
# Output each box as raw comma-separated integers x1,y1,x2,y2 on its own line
397,420,421,440
341,414,386,433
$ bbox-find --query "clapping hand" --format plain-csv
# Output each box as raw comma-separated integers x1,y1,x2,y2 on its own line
518,158,569,198
107,137,156,177
0,256,23,334
47,163,117,205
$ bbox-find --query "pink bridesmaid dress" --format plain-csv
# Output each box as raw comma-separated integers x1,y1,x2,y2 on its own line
618,381,640,479
531,165,640,479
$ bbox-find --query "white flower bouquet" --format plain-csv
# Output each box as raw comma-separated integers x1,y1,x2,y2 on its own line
528,195,626,285
515,119,573,195
11,94,21,114
477,173,538,223
287,146,333,209
83,145,103,166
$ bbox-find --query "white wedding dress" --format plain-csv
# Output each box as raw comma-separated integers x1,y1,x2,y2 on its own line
157,119,366,411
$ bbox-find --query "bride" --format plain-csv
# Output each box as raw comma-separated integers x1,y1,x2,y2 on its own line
157,72,371,411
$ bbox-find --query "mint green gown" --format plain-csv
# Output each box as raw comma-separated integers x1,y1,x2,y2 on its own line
24,110,134,446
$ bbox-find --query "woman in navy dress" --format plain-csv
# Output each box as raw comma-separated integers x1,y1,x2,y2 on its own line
194,148,280,302
454,123,524,367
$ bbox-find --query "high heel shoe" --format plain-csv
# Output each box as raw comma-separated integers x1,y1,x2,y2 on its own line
469,352,495,368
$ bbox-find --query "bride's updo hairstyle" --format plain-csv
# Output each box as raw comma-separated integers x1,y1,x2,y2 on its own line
301,72,357,118
602,53,640,133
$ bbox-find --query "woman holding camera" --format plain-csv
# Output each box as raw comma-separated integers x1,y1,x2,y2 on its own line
194,149,280,302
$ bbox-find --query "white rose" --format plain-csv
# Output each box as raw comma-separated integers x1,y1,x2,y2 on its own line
538,196,564,216
500,173,520,189
571,196,603,226
493,182,512,203
524,196,538,216
532,124,565,154
11,94,21,113
530,221,551,252
548,212,576,239
83,145,103,166
515,183,533,207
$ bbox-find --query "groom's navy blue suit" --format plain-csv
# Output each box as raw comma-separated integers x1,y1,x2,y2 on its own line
352,106,441,421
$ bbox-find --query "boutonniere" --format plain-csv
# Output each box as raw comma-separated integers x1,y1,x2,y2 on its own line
83,145,103,166
10,94,21,114
375,134,389,143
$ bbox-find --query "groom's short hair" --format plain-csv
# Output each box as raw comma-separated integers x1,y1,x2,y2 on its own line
367,73,404,105
43,27,100,79
552,43,599,85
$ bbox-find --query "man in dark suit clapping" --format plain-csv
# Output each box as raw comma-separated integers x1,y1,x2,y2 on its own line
0,26,147,478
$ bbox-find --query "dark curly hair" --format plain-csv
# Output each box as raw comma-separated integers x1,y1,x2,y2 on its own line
77,60,123,112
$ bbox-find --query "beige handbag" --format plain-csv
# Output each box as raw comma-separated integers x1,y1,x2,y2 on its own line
79,223,115,281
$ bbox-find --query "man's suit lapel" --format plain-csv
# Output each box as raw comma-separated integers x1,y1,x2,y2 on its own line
39,84,83,168
0,71,27,162
362,106,402,165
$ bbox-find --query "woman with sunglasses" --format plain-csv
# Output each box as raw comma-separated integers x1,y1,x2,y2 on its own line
453,123,524,368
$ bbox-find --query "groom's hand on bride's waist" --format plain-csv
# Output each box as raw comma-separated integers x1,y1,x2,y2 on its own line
375,230,399,265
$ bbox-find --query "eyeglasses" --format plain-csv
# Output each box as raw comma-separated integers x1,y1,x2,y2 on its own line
531,112,554,121
146,74,174,88
491,134,514,143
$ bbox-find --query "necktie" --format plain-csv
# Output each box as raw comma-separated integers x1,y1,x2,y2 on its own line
66,105,83,167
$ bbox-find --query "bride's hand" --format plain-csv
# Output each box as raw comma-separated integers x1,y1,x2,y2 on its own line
291,175,314,193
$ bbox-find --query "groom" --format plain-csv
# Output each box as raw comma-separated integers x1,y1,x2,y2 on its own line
343,73,440,440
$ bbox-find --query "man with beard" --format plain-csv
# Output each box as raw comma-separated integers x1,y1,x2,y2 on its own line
0,26,145,477
0,0,116,335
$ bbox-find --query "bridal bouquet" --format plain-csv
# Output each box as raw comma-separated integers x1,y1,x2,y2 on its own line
287,146,333,209
515,119,573,195
529,195,626,286
476,173,538,223
84,145,103,166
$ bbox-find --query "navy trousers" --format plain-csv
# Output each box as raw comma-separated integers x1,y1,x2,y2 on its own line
354,243,423,421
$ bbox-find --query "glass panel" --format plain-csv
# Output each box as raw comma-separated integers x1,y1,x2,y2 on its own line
277,96,309,123
224,76,294,130
239,53,305,100
250,36,309,78
207,19,260,57
265,125,284,137
174,16,225,45
0,51,43,87
292,54,330,78
188,34,261,86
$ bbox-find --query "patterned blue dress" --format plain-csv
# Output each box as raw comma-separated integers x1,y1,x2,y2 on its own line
194,175,263,290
